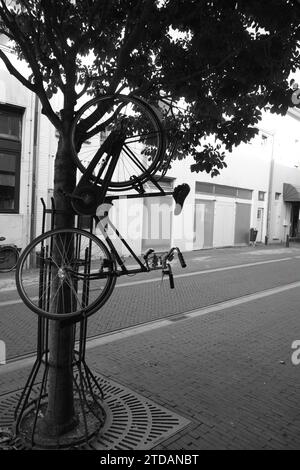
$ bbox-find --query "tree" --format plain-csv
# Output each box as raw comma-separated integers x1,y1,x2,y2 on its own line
0,0,299,441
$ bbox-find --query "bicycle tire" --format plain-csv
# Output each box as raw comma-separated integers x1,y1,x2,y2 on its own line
70,94,166,191
0,246,19,273
15,228,117,321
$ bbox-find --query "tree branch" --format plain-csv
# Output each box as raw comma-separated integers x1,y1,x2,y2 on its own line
77,75,92,99
0,46,62,129
0,0,14,19
0,48,37,92
109,0,153,93
0,4,62,130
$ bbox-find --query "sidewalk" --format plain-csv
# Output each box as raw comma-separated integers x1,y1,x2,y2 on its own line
1,246,300,449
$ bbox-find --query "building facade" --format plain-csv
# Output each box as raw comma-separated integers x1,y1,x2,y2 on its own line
101,104,300,258
165,108,300,253
0,38,58,249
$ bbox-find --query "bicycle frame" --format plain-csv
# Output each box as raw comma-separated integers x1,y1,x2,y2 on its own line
94,204,184,279
72,136,177,276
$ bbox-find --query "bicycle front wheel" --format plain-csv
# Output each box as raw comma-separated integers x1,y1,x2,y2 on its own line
70,94,166,191
16,228,116,321
0,246,19,272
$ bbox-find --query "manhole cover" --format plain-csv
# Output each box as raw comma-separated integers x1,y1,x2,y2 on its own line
0,373,190,450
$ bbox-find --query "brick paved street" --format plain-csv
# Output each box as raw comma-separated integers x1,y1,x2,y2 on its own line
2,244,300,359
1,243,300,449
83,286,300,450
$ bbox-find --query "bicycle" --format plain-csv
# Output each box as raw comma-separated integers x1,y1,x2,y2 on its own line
15,94,190,322
0,236,19,273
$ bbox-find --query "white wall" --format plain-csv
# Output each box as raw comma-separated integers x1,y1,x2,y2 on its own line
0,51,35,248
0,45,61,248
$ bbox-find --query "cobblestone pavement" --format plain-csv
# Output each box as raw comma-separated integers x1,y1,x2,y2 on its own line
1,243,300,449
1,282,300,449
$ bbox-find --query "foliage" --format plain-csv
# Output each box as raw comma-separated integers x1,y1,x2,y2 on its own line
0,0,300,175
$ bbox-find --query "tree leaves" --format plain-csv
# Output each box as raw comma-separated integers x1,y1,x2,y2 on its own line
0,0,299,175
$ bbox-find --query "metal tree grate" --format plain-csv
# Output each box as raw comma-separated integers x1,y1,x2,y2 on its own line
0,373,190,450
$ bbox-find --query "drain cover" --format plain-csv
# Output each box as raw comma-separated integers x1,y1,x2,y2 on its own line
0,373,190,450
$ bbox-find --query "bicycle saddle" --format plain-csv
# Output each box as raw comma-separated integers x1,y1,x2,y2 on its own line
173,184,190,215
0,237,6,241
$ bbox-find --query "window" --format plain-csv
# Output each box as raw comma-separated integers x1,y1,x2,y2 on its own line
195,182,214,194
0,107,23,213
0,109,22,140
258,191,265,201
275,192,281,200
215,185,236,197
195,182,252,199
236,188,253,200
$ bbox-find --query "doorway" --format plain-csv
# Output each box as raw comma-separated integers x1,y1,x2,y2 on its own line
234,203,251,245
290,203,300,237
256,208,264,243
194,199,214,249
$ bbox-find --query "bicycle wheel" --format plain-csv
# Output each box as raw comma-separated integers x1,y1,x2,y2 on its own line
16,228,117,321
70,94,166,191
0,246,19,272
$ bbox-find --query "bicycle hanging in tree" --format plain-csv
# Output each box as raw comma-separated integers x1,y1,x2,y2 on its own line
16,94,190,322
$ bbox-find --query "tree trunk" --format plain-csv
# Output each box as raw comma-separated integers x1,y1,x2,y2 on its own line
39,133,78,437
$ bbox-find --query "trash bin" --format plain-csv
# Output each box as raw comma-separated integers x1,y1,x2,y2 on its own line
249,228,258,244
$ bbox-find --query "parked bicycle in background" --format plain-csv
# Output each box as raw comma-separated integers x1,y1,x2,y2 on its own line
0,236,19,273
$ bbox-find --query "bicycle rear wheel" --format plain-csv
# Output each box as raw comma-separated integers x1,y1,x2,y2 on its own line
0,246,19,272
16,228,116,321
70,94,166,191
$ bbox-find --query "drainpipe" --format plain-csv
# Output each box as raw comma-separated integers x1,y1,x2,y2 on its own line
29,94,40,243
265,132,275,245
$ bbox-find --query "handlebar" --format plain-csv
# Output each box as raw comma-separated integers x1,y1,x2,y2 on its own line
177,250,187,268
143,246,186,289
143,248,155,260
161,247,186,289
162,247,186,269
